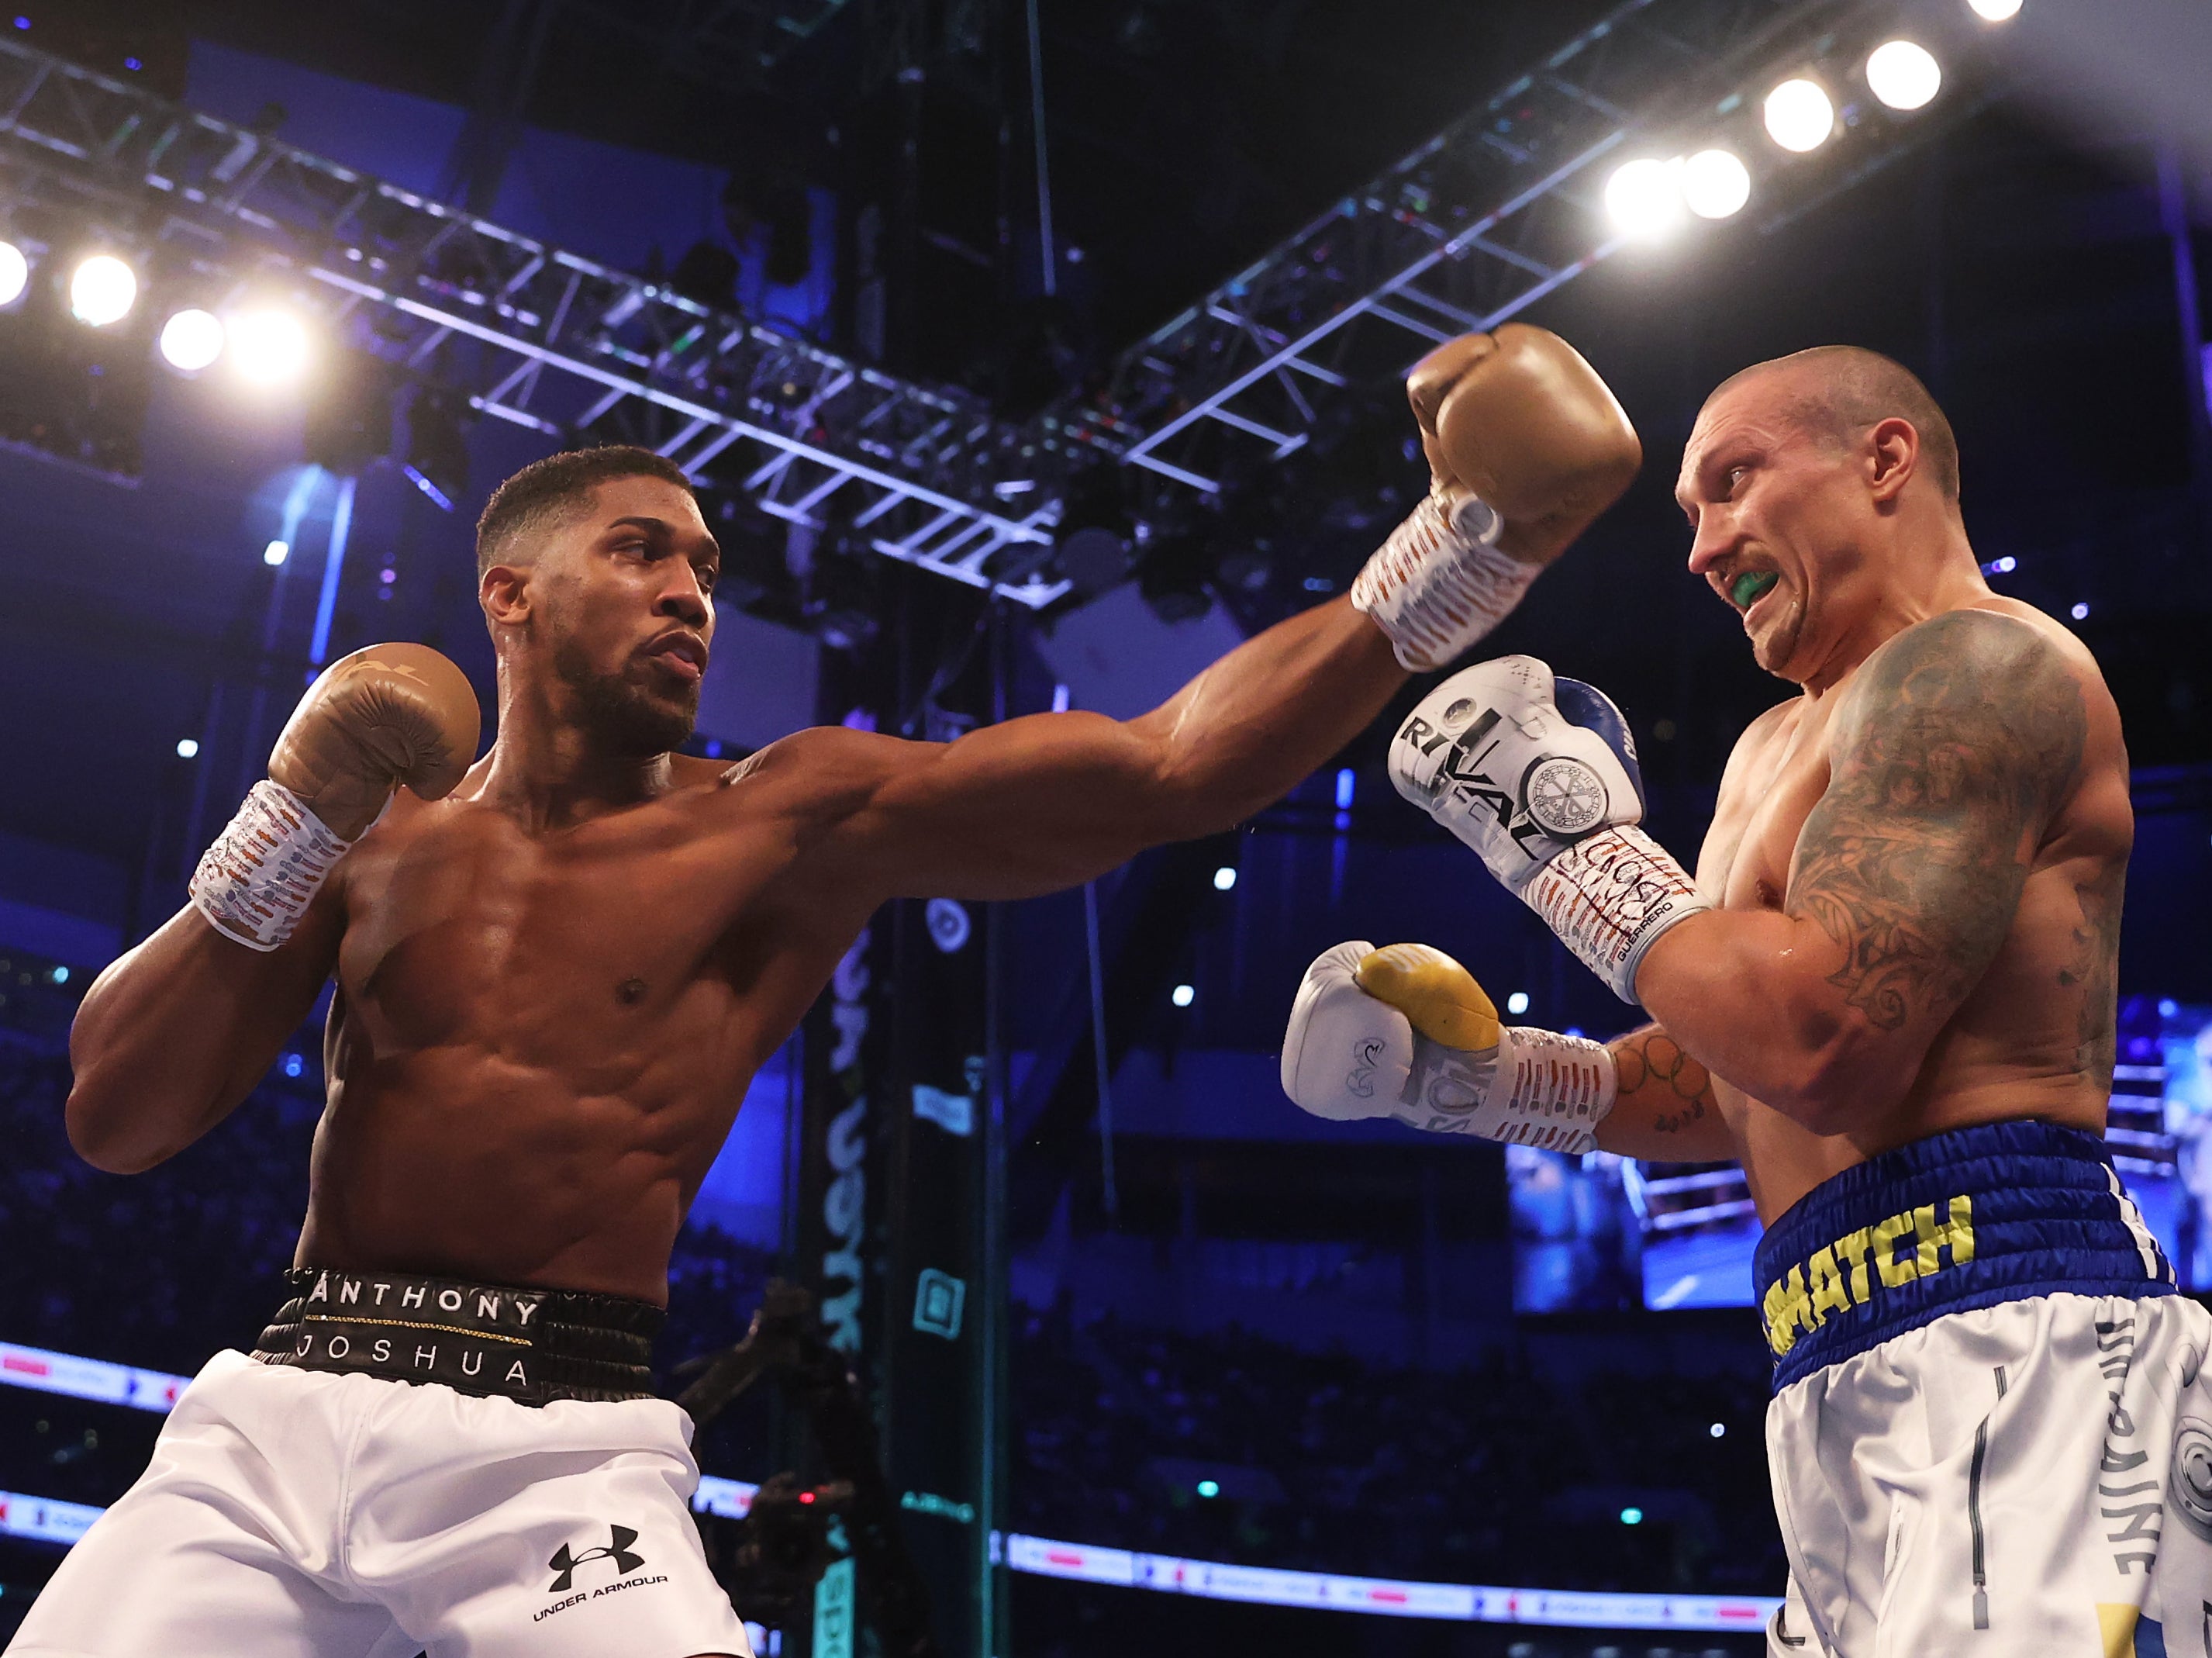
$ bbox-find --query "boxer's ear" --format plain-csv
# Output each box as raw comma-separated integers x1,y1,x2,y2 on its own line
1866,416,1920,506
481,563,533,627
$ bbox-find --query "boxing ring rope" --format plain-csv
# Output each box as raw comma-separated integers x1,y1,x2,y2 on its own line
0,1340,1780,1635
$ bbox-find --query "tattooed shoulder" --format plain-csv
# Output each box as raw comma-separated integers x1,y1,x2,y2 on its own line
1786,612,2088,1033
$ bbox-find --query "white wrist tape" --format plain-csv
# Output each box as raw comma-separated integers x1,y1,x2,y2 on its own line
1520,824,1710,1004
1351,491,1535,672
189,781,353,952
1400,1025,1617,1155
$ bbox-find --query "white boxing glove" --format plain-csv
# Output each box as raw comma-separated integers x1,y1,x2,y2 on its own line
1389,656,1710,1003
1281,941,1617,1154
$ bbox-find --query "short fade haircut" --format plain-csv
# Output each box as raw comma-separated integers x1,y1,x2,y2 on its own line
475,445,697,579
1717,346,1962,503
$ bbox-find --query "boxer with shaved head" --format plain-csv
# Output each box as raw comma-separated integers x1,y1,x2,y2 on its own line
20,328,1641,1658
1287,347,2207,1654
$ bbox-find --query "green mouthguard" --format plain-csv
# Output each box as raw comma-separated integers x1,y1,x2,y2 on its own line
1731,570,1778,608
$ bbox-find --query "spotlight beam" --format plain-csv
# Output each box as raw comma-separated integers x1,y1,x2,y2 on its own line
0,36,1067,607
0,10,2011,581
1038,0,2009,507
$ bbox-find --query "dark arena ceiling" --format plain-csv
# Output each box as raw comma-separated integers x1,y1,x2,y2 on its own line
1,0,2208,878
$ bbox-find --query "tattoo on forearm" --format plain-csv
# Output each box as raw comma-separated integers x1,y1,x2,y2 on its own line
1613,1026,1713,1134
1787,612,2086,1033
2062,865,2124,1082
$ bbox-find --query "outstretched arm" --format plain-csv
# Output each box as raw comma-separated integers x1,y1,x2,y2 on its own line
1633,610,2093,1133
785,326,1640,904
811,595,1406,901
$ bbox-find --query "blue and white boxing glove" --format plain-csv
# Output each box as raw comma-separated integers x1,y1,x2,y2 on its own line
1389,655,1710,1003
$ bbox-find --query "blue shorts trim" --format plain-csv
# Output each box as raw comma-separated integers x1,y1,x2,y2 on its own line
1753,1120,2174,1392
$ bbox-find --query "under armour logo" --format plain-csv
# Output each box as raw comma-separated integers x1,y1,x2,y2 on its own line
547,1525,645,1593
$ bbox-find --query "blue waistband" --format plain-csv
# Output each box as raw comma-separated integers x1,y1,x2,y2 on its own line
1754,1121,2175,1391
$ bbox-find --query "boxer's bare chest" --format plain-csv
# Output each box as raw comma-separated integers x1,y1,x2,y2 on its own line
1696,694,1839,913
326,779,858,1080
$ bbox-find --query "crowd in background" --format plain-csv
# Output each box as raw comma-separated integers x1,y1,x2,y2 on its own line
1009,1298,1784,1597
0,1033,785,1511
0,1025,1781,1601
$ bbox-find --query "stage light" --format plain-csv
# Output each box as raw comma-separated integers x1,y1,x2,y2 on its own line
1866,41,1942,111
1763,79,1835,154
1506,991,1531,1016
68,254,136,326
1682,149,1752,219
1196,1480,1220,1499
264,539,289,567
157,308,225,373
1213,867,1237,891
1968,0,2021,19
0,240,27,307
1172,984,1196,1008
1710,1422,1727,1439
1603,157,1684,240
1620,1508,1644,1526
175,737,199,758
1334,768,1355,810
229,306,312,386
2071,602,2089,620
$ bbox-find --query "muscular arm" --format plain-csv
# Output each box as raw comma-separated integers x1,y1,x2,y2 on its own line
809,596,1410,900
1596,1024,1733,1159
1634,610,2090,1134
66,893,341,1173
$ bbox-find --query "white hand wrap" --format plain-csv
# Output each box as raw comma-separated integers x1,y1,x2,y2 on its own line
1521,824,1709,1004
188,780,352,952
1351,491,1535,672
1399,1024,1618,1155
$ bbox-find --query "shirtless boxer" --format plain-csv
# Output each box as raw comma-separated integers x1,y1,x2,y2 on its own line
15,325,1638,1658
1284,347,2208,1655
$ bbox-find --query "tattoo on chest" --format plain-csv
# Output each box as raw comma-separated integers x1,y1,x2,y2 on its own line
1786,614,2087,1034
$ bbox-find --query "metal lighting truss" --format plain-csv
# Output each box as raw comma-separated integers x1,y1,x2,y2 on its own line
1042,0,1935,503
0,36,1067,606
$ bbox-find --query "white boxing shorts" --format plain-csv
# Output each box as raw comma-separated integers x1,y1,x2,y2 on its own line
4,1268,751,1658
1756,1121,2212,1657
